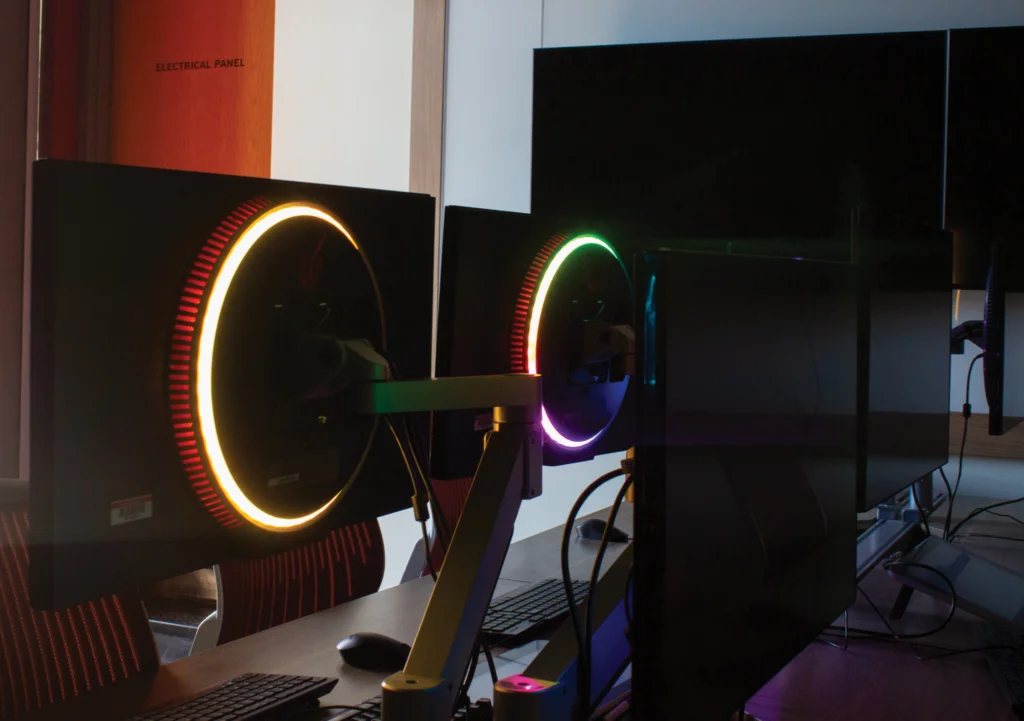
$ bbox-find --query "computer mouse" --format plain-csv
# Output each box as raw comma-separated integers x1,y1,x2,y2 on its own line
336,632,411,673
578,518,629,544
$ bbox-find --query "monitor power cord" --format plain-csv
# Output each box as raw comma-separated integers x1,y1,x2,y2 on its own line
585,475,633,719
941,352,982,541
560,464,628,721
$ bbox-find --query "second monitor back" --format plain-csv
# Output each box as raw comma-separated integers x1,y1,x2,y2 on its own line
433,206,634,479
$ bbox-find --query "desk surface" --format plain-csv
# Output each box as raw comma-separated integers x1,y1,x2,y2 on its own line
26,507,631,721
26,499,1022,721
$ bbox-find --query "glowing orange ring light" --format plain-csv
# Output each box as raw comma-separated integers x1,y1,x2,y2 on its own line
183,201,385,532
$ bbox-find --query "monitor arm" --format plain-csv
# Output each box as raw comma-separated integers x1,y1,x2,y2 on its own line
492,545,633,721
951,320,984,355
347,372,543,721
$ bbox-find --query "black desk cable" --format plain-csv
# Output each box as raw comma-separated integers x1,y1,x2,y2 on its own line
948,495,1024,542
381,356,453,551
588,654,632,721
389,412,500,714
402,413,453,551
955,531,1024,543
910,483,931,536
975,508,1024,530
386,415,436,580
819,560,1023,667
824,559,956,645
941,352,982,541
561,466,627,721
584,475,633,719
382,374,496,709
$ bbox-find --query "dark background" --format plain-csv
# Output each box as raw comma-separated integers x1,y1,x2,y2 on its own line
532,31,947,240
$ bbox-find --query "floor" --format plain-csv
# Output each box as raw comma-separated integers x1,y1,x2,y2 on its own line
146,596,214,664
153,628,194,664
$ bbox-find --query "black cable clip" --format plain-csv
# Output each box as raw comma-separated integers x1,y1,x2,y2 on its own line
410,493,431,523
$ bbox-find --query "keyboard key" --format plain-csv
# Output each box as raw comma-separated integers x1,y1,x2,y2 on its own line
482,578,591,642
129,673,337,721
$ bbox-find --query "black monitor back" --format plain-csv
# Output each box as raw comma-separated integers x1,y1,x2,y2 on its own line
633,249,858,720
29,160,434,609
945,26,1024,434
853,209,951,509
947,25,1024,290
532,31,947,239
432,206,633,477
638,208,951,511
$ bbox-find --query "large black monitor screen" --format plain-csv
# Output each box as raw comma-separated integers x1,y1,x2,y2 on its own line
633,249,858,720
632,208,951,512
30,160,434,608
532,31,947,239
855,209,952,509
946,26,1024,290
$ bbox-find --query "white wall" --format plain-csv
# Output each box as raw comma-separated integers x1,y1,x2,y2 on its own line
272,0,415,193
541,0,1024,47
442,0,543,213
272,1,420,588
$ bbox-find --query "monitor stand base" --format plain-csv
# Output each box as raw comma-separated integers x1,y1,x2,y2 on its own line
886,536,1024,632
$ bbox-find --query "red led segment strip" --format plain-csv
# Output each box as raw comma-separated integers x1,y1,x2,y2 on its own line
168,197,271,529
509,234,569,373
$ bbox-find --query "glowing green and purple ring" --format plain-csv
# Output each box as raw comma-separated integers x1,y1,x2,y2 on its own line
526,235,626,448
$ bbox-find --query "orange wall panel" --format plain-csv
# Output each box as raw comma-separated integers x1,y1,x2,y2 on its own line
110,0,275,177
0,0,31,478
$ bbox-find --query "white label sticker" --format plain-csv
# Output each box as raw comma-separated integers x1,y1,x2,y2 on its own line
110,495,153,526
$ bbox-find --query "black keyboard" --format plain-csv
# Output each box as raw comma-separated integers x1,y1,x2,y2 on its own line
130,672,337,720
977,625,1024,719
332,695,491,720
481,578,590,642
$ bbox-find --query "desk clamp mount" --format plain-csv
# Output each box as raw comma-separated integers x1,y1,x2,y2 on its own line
348,369,543,721
493,545,633,721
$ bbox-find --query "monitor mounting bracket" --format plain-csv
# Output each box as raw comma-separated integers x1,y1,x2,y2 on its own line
492,545,633,721
349,373,543,721
950,320,984,355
